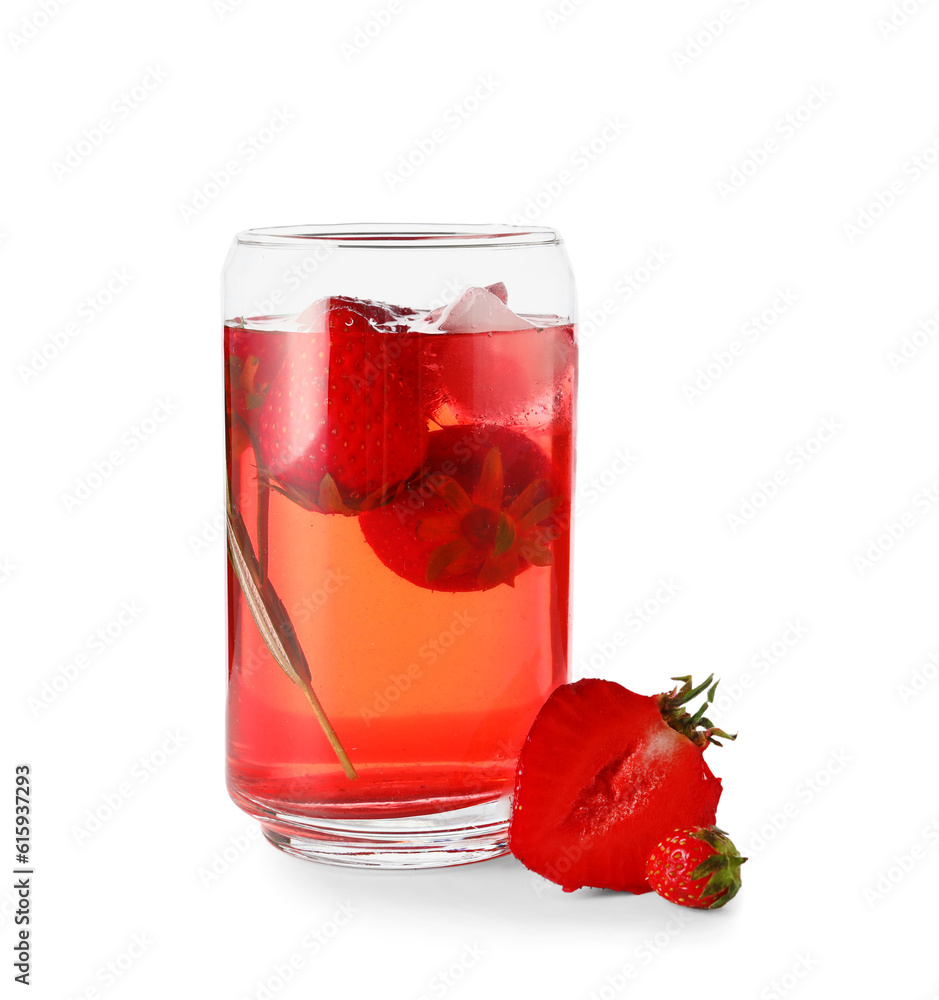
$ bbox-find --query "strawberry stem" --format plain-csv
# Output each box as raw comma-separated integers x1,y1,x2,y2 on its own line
257,478,271,587
298,684,358,781
688,699,709,727
226,476,357,780
660,675,737,748
669,674,714,707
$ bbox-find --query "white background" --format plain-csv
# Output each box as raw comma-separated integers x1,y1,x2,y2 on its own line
4,0,939,997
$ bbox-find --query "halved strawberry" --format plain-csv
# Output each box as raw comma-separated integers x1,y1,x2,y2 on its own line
509,676,733,893
359,424,566,591
257,297,427,512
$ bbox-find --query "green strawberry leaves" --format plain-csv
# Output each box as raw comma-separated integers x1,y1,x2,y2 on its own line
423,447,563,589
688,827,747,909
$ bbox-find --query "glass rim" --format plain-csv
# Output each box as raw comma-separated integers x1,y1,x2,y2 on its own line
234,223,563,250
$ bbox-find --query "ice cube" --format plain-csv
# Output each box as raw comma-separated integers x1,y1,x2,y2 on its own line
425,283,511,325
435,286,534,333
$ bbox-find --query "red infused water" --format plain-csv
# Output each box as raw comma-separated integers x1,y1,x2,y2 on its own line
225,286,576,824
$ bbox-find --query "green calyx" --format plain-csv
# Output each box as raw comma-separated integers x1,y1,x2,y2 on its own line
659,674,737,748
420,447,561,589
265,472,401,517
689,826,747,909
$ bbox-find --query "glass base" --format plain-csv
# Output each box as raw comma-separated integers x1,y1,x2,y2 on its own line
257,795,511,869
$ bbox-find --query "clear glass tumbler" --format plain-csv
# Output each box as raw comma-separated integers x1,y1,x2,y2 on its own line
223,224,577,867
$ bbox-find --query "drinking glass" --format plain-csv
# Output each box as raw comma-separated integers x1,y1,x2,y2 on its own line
223,224,577,867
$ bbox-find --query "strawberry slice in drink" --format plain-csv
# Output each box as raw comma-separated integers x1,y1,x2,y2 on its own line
296,294,418,333
226,322,288,421
359,424,566,591
257,296,427,512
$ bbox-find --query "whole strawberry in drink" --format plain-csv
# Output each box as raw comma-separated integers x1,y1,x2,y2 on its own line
645,826,745,909
257,296,427,511
359,424,566,591
509,676,734,893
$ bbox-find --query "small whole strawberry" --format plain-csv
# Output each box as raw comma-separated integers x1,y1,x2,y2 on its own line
509,675,735,893
645,826,746,909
